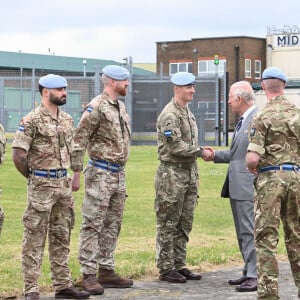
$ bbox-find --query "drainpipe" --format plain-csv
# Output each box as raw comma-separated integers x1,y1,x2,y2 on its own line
234,45,240,82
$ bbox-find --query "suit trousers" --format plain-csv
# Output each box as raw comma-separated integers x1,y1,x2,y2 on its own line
230,198,257,278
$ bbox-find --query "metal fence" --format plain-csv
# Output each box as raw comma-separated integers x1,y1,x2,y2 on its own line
0,74,101,132
130,75,228,146
0,72,227,146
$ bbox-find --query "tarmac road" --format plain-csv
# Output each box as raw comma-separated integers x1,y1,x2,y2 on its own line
22,261,299,300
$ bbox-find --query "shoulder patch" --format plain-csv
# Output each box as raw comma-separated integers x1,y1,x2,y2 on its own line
164,130,172,137
167,137,173,143
86,105,93,113
18,125,25,132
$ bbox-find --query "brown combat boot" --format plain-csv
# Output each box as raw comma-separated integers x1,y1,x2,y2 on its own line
82,274,104,295
25,292,41,300
55,286,90,299
98,268,133,288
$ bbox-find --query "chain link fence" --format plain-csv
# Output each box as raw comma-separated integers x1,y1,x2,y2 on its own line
0,72,227,146
130,74,228,146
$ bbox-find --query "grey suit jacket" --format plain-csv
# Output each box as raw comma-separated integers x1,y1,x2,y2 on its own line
214,107,258,200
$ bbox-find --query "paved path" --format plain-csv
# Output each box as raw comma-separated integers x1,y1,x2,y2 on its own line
20,261,299,299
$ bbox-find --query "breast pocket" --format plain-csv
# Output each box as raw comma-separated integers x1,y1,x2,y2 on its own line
32,124,57,155
99,110,120,139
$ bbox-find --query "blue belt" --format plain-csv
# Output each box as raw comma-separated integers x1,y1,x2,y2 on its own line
259,164,300,173
30,169,68,178
88,159,123,173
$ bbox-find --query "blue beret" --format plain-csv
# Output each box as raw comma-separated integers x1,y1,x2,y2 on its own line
102,65,129,80
262,67,287,82
39,74,68,88
171,72,195,86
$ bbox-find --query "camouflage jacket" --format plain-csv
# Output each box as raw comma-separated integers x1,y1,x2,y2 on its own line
12,103,74,170
71,92,131,171
248,95,300,168
157,98,201,163
0,123,6,164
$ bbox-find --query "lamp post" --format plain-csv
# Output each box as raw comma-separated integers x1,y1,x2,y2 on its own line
193,48,198,75
214,55,220,146
19,50,23,112
82,59,87,77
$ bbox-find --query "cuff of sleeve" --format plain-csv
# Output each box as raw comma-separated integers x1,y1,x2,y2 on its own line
247,143,265,155
12,141,30,152
70,150,85,171
197,147,203,157
71,165,83,172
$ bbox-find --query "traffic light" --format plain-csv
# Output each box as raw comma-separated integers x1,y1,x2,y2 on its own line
214,55,219,65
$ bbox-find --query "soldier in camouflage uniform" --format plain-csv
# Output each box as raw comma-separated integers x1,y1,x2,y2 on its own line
246,67,300,300
155,72,211,283
0,123,6,236
71,65,133,295
12,74,89,300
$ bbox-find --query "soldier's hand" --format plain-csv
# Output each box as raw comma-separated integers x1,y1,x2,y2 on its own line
202,147,214,161
71,171,81,192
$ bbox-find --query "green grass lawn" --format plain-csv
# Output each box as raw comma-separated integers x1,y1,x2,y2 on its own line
0,143,287,298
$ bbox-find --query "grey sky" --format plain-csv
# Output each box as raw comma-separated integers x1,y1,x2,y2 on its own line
1,0,300,62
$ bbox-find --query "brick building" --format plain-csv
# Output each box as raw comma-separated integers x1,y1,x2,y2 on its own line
156,36,266,87
156,36,266,129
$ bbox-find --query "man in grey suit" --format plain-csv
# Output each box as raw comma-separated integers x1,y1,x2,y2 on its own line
203,81,258,292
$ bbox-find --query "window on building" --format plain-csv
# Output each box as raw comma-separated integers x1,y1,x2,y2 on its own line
254,60,261,79
245,59,251,78
198,59,226,77
169,62,192,75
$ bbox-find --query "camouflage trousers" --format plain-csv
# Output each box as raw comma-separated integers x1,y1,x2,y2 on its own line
254,170,300,299
23,176,74,294
0,187,4,236
154,163,198,274
0,204,4,236
79,166,126,274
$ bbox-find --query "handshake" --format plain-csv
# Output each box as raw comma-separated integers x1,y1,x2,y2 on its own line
201,147,215,161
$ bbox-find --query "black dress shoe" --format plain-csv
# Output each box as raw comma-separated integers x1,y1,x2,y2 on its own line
55,287,90,299
177,268,202,280
228,276,247,285
236,278,257,292
159,270,187,283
